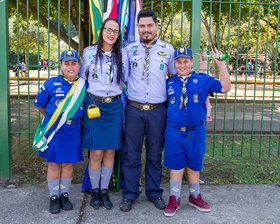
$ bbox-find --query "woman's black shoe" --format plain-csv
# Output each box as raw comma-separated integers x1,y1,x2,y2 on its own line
100,189,113,210
90,188,100,209
49,195,60,214
60,192,73,210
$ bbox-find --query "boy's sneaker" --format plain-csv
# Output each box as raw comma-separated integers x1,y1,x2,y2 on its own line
60,192,73,210
207,116,213,122
49,195,60,214
163,195,181,217
189,194,211,212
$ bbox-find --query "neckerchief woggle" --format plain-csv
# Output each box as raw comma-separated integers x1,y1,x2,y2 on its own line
32,77,86,152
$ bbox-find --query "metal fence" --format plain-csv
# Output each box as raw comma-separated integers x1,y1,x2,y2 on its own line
1,0,279,179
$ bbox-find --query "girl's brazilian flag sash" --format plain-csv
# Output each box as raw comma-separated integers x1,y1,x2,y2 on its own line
33,77,86,152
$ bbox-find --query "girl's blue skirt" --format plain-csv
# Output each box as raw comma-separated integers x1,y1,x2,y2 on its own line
38,114,84,164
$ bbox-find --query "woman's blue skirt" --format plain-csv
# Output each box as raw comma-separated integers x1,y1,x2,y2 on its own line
82,95,123,150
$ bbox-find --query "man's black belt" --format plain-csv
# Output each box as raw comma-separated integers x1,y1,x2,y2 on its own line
127,99,165,111
87,92,121,103
175,122,204,132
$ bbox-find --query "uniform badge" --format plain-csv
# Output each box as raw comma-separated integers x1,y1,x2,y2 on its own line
193,94,198,103
179,47,185,53
193,79,198,83
133,50,139,56
131,45,138,49
92,73,98,80
132,62,138,69
162,44,166,48
53,82,62,86
90,59,95,64
157,51,167,56
55,87,64,93
55,94,64,97
168,81,174,85
170,96,175,104
55,99,62,107
160,64,164,70
89,55,94,59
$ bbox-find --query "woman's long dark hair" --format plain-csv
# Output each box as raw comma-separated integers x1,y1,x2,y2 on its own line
94,17,123,84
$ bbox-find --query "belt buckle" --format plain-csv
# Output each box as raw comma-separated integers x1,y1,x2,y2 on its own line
66,120,72,125
180,127,186,132
140,104,150,110
103,97,112,103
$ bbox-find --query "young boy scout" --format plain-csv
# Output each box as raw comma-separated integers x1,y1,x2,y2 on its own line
163,46,231,217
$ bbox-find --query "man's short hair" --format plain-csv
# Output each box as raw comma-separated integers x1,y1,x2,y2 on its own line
137,9,157,24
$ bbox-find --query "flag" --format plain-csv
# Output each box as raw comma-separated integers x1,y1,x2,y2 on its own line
134,0,141,41
124,0,135,46
89,0,103,43
33,78,86,152
117,0,129,41
109,0,118,19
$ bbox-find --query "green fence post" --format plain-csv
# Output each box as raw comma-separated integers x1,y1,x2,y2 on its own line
190,0,202,72
0,0,11,179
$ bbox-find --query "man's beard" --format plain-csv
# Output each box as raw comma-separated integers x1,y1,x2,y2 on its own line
141,33,156,44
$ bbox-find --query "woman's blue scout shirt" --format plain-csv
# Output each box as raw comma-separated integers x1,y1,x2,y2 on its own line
79,45,128,97
34,75,84,120
166,72,222,127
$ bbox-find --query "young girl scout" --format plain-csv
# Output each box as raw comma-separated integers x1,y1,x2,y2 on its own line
79,18,128,210
163,47,231,217
33,50,86,214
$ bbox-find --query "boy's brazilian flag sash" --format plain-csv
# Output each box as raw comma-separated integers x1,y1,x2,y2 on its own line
33,77,86,152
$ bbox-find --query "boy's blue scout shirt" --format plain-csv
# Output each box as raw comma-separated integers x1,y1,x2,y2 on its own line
166,72,222,127
79,45,129,97
34,75,84,120
124,39,177,104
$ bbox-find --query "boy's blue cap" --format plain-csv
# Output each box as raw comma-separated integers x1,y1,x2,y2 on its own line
174,46,192,59
60,50,80,62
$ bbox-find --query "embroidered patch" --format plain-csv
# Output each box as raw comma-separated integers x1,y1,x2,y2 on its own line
132,62,138,69
170,96,175,104
53,82,62,86
193,79,198,83
133,50,139,56
168,81,174,85
193,94,198,103
55,87,64,93
55,99,62,107
162,44,166,48
89,55,94,59
160,64,164,70
168,91,174,95
131,45,138,49
157,51,167,56
90,59,95,64
92,73,98,80
179,47,185,53
168,86,174,93
55,94,64,97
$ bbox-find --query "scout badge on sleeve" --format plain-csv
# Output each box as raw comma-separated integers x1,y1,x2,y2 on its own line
87,104,100,119
32,78,86,152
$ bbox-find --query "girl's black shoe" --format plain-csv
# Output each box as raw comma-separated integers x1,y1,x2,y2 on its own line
60,192,73,210
90,188,100,209
49,195,60,214
100,189,113,210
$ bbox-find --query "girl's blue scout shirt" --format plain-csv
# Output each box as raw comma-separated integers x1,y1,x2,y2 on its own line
166,72,222,127
124,39,177,104
34,75,84,120
79,45,128,97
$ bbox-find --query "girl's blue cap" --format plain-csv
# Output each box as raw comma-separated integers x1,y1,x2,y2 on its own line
60,50,80,62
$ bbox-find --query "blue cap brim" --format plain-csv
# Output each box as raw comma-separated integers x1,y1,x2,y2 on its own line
174,55,192,60
61,57,79,62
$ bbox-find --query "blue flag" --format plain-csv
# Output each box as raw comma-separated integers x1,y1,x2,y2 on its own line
124,0,135,46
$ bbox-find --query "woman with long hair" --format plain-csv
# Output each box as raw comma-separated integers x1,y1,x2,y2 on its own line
80,17,128,210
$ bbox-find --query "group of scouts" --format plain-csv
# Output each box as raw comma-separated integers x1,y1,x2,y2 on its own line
34,9,231,217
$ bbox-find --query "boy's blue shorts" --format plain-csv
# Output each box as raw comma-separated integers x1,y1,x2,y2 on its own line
164,124,206,171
